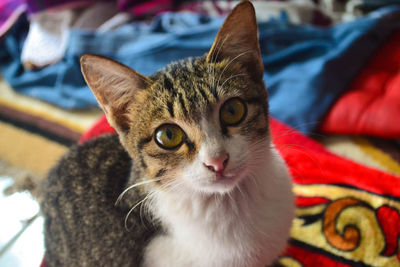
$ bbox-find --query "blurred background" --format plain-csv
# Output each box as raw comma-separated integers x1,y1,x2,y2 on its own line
0,0,400,266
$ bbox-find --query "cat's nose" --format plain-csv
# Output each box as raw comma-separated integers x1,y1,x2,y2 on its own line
203,153,229,173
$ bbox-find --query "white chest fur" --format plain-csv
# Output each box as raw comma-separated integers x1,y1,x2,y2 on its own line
143,149,295,267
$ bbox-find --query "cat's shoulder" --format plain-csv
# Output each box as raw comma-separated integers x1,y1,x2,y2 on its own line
41,134,159,267
60,133,128,170
42,134,132,202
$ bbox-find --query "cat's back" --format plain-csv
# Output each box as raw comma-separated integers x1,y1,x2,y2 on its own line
40,134,158,267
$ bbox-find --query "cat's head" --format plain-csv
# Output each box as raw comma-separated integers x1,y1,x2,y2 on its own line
81,1,270,195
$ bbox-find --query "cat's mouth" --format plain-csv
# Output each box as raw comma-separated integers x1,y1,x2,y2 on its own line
214,172,237,184
200,167,246,194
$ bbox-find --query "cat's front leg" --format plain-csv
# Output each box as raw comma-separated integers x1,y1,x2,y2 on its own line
143,235,195,267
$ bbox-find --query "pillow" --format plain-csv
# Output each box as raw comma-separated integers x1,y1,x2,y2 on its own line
321,31,400,138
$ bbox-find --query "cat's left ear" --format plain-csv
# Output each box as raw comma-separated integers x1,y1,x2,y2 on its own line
80,54,150,132
206,1,263,81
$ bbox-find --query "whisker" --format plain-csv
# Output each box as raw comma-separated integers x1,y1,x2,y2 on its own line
219,73,247,91
212,34,230,87
237,184,246,199
125,190,157,230
212,34,230,65
141,179,181,218
216,50,251,89
207,34,230,88
270,120,321,143
115,178,161,206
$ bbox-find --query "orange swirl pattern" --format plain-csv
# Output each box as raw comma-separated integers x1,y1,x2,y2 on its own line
286,184,400,267
323,198,367,251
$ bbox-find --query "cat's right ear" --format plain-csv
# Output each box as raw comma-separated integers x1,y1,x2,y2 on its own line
80,54,150,132
206,1,263,81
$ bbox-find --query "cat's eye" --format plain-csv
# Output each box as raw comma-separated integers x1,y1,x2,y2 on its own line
220,97,247,126
154,124,185,150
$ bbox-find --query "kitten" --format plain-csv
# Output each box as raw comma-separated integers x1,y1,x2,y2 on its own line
40,1,295,266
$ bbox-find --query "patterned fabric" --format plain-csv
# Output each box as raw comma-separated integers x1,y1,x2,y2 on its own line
78,115,400,266
272,118,400,266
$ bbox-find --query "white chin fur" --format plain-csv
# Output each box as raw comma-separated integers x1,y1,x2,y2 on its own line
192,167,247,195
143,146,295,267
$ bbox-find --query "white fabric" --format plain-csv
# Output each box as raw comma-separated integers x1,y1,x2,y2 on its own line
21,10,74,69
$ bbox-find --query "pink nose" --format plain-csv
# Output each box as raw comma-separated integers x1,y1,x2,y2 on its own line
203,153,229,173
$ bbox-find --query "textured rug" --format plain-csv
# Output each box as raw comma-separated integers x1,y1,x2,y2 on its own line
78,115,400,266
0,78,101,179
319,135,400,177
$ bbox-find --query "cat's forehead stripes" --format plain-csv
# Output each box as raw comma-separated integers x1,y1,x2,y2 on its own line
148,57,248,124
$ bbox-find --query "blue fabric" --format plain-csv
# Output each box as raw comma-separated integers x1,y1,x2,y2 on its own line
361,0,400,12
1,7,400,133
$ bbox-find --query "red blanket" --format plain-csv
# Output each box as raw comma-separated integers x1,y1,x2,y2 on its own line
77,115,400,266
271,118,400,266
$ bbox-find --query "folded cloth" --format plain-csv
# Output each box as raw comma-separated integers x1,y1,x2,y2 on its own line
2,1,332,71
351,0,400,14
1,6,400,133
21,10,74,69
261,6,400,133
21,2,122,69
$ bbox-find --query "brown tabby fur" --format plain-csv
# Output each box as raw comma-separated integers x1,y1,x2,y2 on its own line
41,1,274,266
41,135,161,266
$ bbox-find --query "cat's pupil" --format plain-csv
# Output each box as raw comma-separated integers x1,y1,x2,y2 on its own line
166,128,173,140
227,105,235,115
